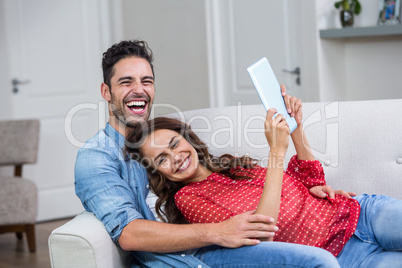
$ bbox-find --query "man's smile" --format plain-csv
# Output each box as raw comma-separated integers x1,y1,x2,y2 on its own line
126,99,148,114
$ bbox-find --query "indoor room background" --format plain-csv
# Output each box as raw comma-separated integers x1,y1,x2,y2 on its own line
0,0,401,222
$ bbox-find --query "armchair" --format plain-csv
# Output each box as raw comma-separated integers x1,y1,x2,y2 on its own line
0,119,40,252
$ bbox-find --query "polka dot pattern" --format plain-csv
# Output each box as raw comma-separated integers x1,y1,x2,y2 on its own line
174,155,360,256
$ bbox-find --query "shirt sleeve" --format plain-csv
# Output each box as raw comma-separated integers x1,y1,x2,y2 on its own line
175,190,234,223
74,143,145,244
285,154,326,189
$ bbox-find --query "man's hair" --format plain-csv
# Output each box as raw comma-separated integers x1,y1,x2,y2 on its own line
102,40,154,88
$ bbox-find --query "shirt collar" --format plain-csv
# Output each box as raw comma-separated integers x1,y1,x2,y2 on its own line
105,123,126,149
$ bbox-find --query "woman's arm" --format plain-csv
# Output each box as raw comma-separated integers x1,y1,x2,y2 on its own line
291,125,314,161
255,108,290,241
281,85,314,161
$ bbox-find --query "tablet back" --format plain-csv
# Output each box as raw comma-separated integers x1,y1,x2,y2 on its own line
247,57,297,133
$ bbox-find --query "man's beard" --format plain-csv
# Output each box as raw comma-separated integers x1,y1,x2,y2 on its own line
110,94,151,128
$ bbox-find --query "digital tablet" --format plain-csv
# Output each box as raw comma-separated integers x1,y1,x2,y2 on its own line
247,57,297,133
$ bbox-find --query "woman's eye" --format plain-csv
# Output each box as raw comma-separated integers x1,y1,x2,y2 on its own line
172,139,179,149
157,156,167,166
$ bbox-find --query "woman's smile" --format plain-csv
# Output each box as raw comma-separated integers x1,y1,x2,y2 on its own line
141,129,211,184
176,156,191,173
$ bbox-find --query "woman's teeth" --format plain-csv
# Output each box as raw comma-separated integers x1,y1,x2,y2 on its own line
177,157,189,172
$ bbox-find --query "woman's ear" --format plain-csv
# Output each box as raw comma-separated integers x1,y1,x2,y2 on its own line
101,83,111,102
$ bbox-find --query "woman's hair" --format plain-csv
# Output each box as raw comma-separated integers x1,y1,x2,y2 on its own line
125,117,258,224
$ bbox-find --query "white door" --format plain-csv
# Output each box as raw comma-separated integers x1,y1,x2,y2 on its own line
206,0,308,107
2,0,112,221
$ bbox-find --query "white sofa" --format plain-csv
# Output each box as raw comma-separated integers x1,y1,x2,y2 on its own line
49,99,402,267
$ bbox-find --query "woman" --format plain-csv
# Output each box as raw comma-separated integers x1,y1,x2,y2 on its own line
126,97,402,266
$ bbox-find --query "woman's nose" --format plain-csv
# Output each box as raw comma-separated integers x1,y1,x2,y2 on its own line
172,152,182,163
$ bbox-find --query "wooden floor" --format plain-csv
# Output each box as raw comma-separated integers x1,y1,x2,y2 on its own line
0,218,72,268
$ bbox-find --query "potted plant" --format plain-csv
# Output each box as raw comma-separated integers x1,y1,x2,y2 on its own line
334,0,362,27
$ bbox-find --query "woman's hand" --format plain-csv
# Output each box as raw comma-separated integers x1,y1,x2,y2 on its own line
260,110,288,232
265,108,290,157
280,85,315,160
310,185,357,199
281,85,303,126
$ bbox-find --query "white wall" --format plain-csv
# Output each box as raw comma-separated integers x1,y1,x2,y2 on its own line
299,0,322,102
121,0,210,115
120,1,402,106
0,1,12,120
316,1,402,101
0,2,13,180
1,1,400,119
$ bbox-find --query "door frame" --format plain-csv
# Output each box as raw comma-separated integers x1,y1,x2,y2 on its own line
205,0,320,107
0,0,124,221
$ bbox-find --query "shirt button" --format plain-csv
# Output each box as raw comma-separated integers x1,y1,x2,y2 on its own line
146,184,149,188
181,254,185,257
198,266,202,268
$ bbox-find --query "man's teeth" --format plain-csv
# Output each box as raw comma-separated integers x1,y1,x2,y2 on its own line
178,158,189,172
127,100,145,106
127,101,146,111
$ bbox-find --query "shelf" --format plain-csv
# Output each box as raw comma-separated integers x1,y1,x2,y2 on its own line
320,24,402,39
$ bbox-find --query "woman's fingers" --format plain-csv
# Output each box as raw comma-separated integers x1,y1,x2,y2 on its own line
265,111,290,147
266,108,278,122
275,114,289,129
280,84,287,96
282,92,302,117
266,110,289,130
283,95,292,115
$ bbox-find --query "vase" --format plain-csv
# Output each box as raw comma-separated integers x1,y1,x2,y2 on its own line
340,9,354,27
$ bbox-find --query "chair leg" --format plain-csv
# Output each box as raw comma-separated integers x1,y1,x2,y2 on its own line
25,224,36,253
16,232,23,239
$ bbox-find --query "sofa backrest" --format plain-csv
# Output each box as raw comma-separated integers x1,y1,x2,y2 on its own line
169,99,402,200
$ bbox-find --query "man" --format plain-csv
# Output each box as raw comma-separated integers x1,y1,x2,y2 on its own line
75,40,340,267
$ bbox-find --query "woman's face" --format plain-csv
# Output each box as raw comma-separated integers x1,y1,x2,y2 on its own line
141,129,210,184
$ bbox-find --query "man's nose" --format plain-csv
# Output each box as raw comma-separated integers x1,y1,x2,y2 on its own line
131,81,145,94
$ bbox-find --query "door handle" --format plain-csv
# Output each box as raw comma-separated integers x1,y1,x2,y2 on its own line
12,78,31,94
283,67,301,85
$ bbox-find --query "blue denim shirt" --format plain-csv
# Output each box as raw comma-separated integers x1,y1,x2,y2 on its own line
75,123,209,268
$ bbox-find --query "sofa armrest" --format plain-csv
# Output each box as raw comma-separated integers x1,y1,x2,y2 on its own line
48,211,133,268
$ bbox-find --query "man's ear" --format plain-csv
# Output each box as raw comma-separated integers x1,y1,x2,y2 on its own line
101,83,111,102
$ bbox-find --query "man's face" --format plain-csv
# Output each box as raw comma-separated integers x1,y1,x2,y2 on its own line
106,56,155,129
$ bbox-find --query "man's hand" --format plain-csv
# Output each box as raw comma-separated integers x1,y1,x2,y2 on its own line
310,185,357,199
210,210,278,248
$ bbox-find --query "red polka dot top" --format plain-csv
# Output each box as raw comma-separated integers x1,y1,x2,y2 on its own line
174,155,360,256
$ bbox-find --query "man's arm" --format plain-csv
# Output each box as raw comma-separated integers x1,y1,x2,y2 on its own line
76,133,278,254
118,211,277,252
